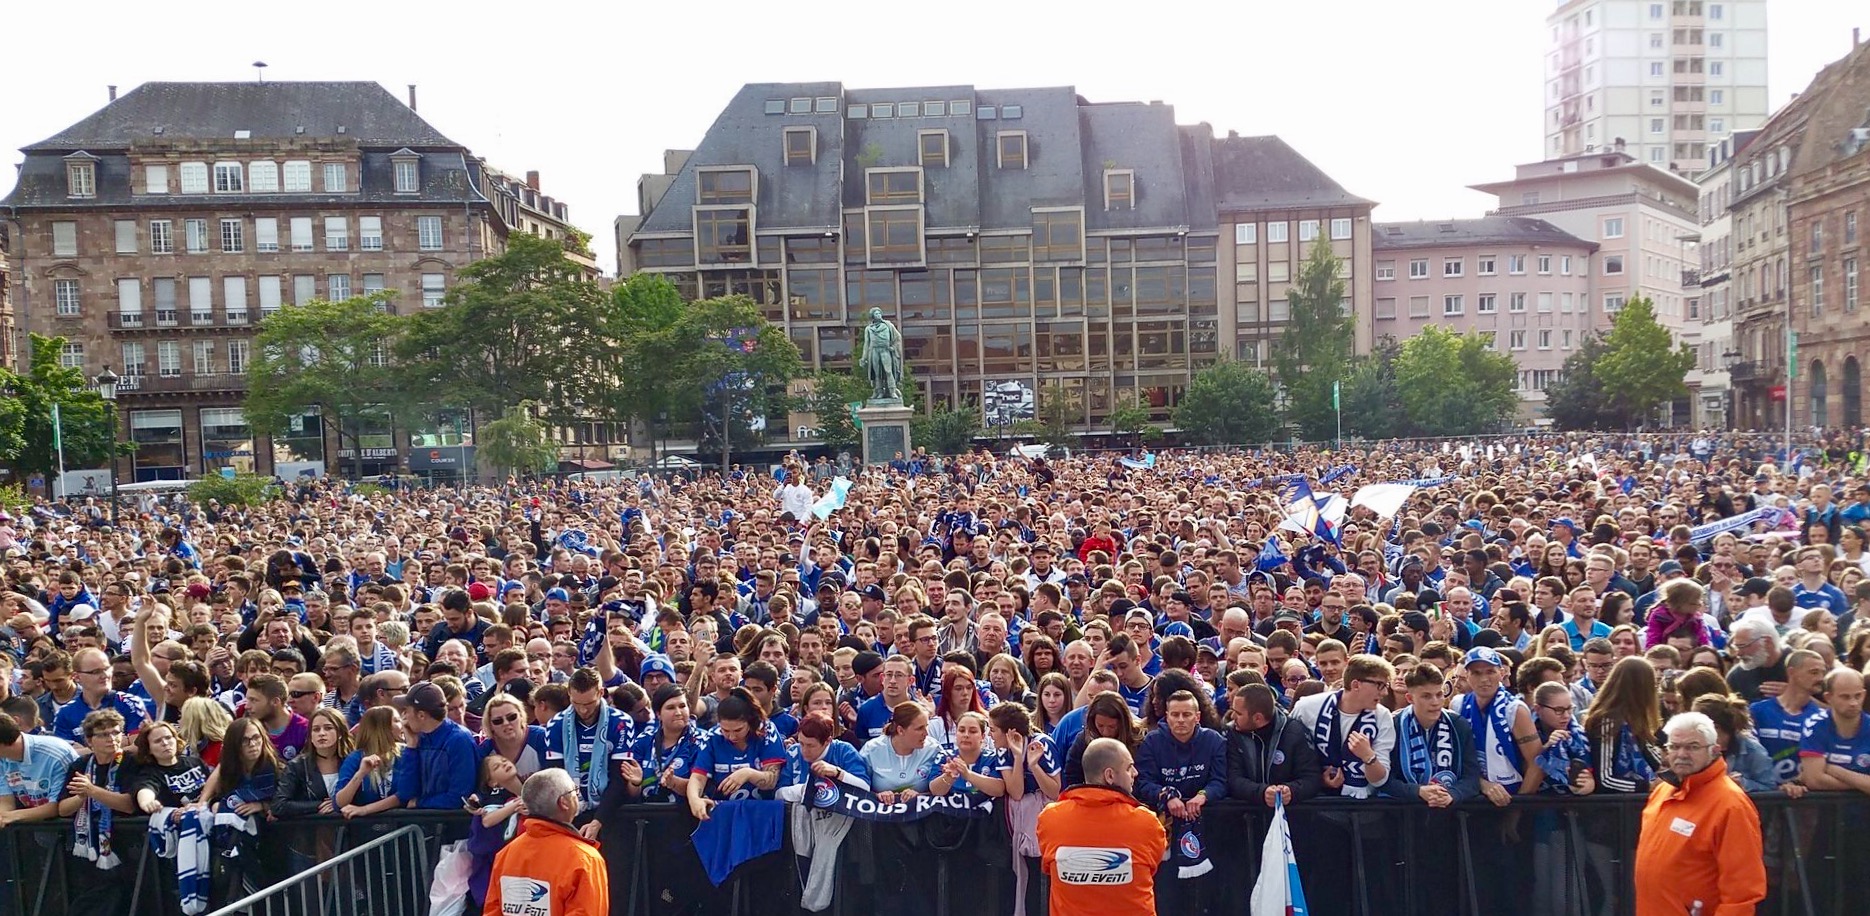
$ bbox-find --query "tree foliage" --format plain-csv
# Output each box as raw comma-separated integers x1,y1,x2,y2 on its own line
246,293,410,479
1273,238,1355,439
1034,385,1079,450
1109,393,1153,446
396,234,610,418
804,372,871,454
914,404,980,455
188,473,279,507
1543,335,1620,431
0,334,130,480
1339,336,1407,440
1173,360,1280,445
479,401,559,477
1393,326,1520,436
1593,296,1696,428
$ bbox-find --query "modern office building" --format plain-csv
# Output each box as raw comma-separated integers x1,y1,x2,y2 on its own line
1544,0,1769,174
0,81,515,480
620,82,1373,435
1372,217,1598,418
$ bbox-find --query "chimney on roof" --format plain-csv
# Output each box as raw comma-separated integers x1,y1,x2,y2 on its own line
526,170,540,190
1854,27,1860,46
1613,137,1626,152
407,84,418,112
108,85,116,102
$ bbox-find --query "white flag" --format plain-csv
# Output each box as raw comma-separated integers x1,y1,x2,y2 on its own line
1249,796,1309,916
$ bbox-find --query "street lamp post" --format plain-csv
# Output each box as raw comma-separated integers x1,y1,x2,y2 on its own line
94,366,120,526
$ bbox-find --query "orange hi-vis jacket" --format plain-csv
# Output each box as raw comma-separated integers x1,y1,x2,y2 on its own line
1038,784,1168,916
484,817,609,916
1633,757,1765,916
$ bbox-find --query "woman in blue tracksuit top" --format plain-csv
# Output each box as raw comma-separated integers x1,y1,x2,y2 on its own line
1133,687,1227,914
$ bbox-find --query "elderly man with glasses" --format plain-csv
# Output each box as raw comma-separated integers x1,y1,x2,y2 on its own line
1634,711,1765,916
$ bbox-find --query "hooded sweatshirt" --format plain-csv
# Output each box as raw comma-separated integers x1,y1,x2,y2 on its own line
1133,722,1226,808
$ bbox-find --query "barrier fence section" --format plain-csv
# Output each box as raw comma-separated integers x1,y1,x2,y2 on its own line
2,793,1865,916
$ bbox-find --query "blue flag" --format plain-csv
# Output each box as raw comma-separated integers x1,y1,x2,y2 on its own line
1256,536,1289,573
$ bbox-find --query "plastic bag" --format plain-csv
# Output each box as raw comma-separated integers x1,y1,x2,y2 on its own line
428,840,472,916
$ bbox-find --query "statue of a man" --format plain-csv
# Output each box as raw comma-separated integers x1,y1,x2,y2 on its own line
860,307,905,403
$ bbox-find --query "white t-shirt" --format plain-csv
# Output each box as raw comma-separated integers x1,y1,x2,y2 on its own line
1290,690,1395,798
776,483,815,521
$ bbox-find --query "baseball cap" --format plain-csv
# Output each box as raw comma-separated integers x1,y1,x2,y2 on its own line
66,604,97,622
1161,621,1194,639
852,651,885,678
545,587,570,603
467,582,492,602
1273,609,1305,626
1740,577,1773,598
859,584,887,602
1124,607,1155,625
1196,641,1221,659
1108,598,1138,618
391,682,447,718
1551,517,1580,533
1463,646,1507,669
1064,574,1088,586
1657,560,1685,576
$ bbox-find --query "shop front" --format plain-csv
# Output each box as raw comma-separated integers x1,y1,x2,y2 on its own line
129,408,188,482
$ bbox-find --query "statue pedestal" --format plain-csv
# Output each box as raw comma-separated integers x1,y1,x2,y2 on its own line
857,402,914,466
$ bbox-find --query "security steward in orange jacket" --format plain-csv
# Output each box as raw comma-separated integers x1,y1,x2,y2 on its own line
485,769,610,916
1039,737,1169,916
1634,712,1765,916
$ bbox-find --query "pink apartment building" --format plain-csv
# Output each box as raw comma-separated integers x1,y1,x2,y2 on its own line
1373,217,1598,420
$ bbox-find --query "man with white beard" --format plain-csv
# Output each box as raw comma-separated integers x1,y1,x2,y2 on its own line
1724,617,1788,703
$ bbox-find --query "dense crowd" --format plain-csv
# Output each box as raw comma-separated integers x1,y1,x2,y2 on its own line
2,429,1870,915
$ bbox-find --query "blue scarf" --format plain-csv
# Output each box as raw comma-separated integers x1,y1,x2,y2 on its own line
1312,690,1378,796
1398,709,1459,788
1459,686,1523,779
559,704,618,810
72,755,121,870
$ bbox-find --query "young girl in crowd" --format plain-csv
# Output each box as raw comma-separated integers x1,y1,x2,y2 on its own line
335,707,404,818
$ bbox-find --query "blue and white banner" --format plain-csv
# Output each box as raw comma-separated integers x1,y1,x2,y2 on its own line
811,477,853,520
1687,506,1775,543
1256,536,1290,572
1319,465,1357,485
803,779,995,822
1395,474,1458,488
1118,453,1158,471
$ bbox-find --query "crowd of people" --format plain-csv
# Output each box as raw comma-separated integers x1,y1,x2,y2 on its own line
0,429,1868,915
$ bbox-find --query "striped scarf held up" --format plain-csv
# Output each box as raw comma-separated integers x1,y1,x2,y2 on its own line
71,756,121,870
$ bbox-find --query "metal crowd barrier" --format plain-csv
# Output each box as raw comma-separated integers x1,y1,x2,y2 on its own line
3,792,1864,916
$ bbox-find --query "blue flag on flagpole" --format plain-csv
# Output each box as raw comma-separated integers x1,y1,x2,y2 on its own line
1256,536,1288,572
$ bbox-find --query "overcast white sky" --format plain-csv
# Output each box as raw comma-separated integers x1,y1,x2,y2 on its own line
3,1,1862,274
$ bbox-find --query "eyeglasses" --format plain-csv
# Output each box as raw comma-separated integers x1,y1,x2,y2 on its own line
75,668,109,677
1356,678,1388,691
1539,704,1575,715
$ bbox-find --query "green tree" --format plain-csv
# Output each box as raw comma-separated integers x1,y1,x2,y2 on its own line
1393,326,1521,436
1338,336,1407,440
1172,360,1280,445
1593,296,1696,428
605,274,691,462
1273,237,1355,439
0,333,130,482
1034,384,1079,450
396,234,611,419
245,293,410,479
1109,393,1152,447
480,401,559,478
802,372,871,454
187,473,278,507
914,404,980,455
1544,335,1621,431
666,297,801,471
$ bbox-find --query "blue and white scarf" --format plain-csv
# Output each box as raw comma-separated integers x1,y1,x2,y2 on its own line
71,756,121,870
1459,687,1523,783
559,704,620,810
1397,709,1459,789
1312,690,1379,798
147,807,258,915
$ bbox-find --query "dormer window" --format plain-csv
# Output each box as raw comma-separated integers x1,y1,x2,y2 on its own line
997,131,1028,170
1104,170,1134,211
65,154,97,199
697,167,756,205
391,149,422,193
783,128,816,166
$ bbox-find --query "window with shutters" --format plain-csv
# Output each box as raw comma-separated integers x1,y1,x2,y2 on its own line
117,279,141,323
254,218,278,252
325,217,349,251
153,279,176,321
259,276,282,316
179,162,209,194
290,217,314,252
422,273,446,308
115,220,137,254
359,216,383,251
52,221,77,257
283,161,312,192
294,275,316,306
248,161,278,193
224,277,248,324
189,277,213,324
144,164,169,194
